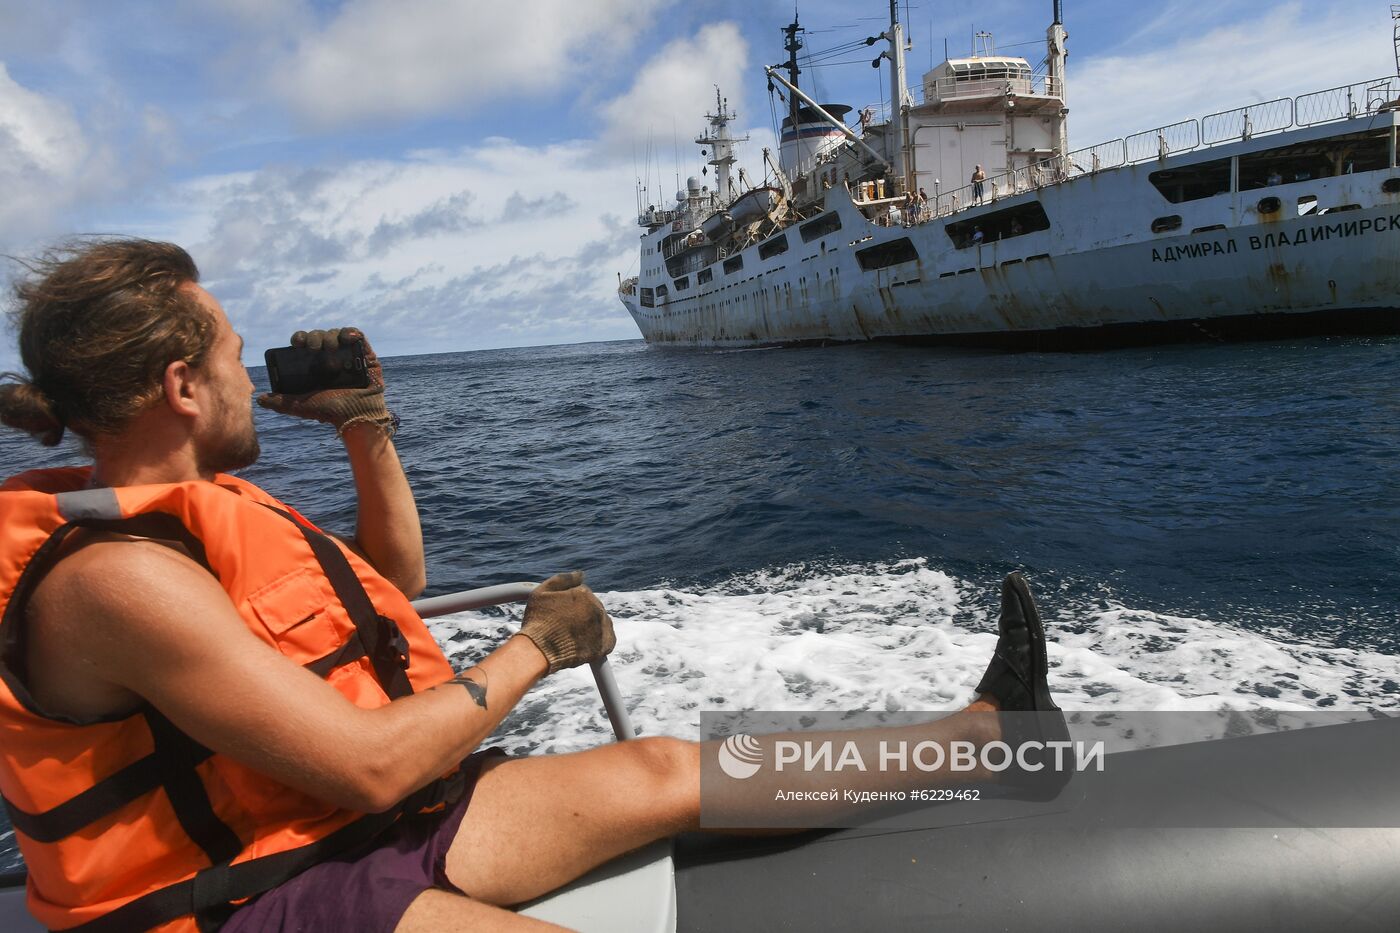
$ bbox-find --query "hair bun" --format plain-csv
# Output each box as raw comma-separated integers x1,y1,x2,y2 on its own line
0,377,66,446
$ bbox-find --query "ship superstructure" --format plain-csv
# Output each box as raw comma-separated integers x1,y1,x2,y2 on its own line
619,1,1400,347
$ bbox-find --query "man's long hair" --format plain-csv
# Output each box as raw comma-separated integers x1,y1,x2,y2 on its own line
0,239,213,446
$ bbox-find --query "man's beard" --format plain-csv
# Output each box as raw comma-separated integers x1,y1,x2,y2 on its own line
197,403,261,475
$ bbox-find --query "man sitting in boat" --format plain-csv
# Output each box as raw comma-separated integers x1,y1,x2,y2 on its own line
0,239,1066,932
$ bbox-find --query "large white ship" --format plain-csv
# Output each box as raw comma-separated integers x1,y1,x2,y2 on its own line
617,1,1400,347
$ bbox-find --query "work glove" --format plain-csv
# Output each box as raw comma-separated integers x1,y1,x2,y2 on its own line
519,571,617,675
258,327,397,437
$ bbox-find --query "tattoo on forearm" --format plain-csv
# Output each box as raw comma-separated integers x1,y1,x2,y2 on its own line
445,669,488,710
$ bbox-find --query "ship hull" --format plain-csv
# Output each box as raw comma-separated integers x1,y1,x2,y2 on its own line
622,115,1400,348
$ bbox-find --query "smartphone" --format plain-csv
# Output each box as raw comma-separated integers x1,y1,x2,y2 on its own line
264,341,370,394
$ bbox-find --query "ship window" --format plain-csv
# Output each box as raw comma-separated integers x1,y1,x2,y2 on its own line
1191,224,1227,234
1297,195,1319,215
674,276,690,291
655,284,669,300
640,287,654,308
1384,178,1400,193
1150,215,1182,233
1238,128,1390,191
799,212,843,243
698,268,713,285
856,237,919,270
758,234,789,260
1149,157,1231,203
723,254,744,274
945,201,1050,249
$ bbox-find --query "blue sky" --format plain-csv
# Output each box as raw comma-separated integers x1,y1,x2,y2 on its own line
0,0,1391,369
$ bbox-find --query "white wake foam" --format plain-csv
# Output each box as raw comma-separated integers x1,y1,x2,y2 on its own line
426,558,1400,756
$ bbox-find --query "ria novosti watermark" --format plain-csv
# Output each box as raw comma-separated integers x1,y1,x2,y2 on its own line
718,733,1103,780
700,710,1400,830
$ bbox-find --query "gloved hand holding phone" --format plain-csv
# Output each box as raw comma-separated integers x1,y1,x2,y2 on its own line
260,327,398,437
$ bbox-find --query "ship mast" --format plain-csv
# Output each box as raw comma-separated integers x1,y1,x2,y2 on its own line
1046,0,1070,159
782,16,804,152
696,88,748,205
886,0,911,192
1392,4,1400,74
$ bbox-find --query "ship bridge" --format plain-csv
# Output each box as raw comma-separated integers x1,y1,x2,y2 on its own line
920,56,1064,115
896,30,1069,200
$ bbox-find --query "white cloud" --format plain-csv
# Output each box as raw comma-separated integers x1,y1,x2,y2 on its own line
598,22,751,154
1066,2,1394,150
274,0,666,127
160,137,643,360
0,61,95,250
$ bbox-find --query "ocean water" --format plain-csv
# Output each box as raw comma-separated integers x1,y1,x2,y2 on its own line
2,336,1400,870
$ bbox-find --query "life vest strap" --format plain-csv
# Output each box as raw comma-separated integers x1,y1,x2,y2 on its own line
2,631,381,841
1,747,207,842
260,505,415,700
304,631,367,677
145,711,243,867
59,768,469,933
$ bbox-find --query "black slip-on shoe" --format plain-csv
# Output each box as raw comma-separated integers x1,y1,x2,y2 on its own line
975,572,1071,798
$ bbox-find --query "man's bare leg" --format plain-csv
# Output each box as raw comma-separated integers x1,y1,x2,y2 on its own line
445,735,702,906
396,889,571,932
446,572,1059,908
444,700,1002,907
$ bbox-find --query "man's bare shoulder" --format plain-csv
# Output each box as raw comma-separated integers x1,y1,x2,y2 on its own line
27,534,240,718
35,532,218,622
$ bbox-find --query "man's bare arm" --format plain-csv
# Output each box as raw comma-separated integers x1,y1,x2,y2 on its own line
28,540,540,813
257,327,425,598
341,422,426,598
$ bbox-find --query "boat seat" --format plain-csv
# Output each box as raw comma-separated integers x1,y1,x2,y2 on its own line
518,839,676,932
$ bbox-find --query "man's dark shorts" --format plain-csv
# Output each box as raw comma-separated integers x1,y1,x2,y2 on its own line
223,747,507,933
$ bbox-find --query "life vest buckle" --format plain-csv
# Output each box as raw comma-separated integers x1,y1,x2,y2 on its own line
379,614,411,668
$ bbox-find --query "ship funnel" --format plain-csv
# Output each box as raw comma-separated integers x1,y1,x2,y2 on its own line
779,103,853,178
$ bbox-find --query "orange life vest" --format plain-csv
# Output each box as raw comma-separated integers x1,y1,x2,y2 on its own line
0,467,458,931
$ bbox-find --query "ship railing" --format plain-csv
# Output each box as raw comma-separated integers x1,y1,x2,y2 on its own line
638,208,681,228
928,138,1126,218
920,73,1063,104
1124,119,1200,162
919,74,1400,223
1064,138,1128,175
1201,96,1294,145
1295,76,1400,127
857,101,891,127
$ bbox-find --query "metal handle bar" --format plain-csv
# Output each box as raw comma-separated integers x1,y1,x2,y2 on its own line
411,583,635,742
